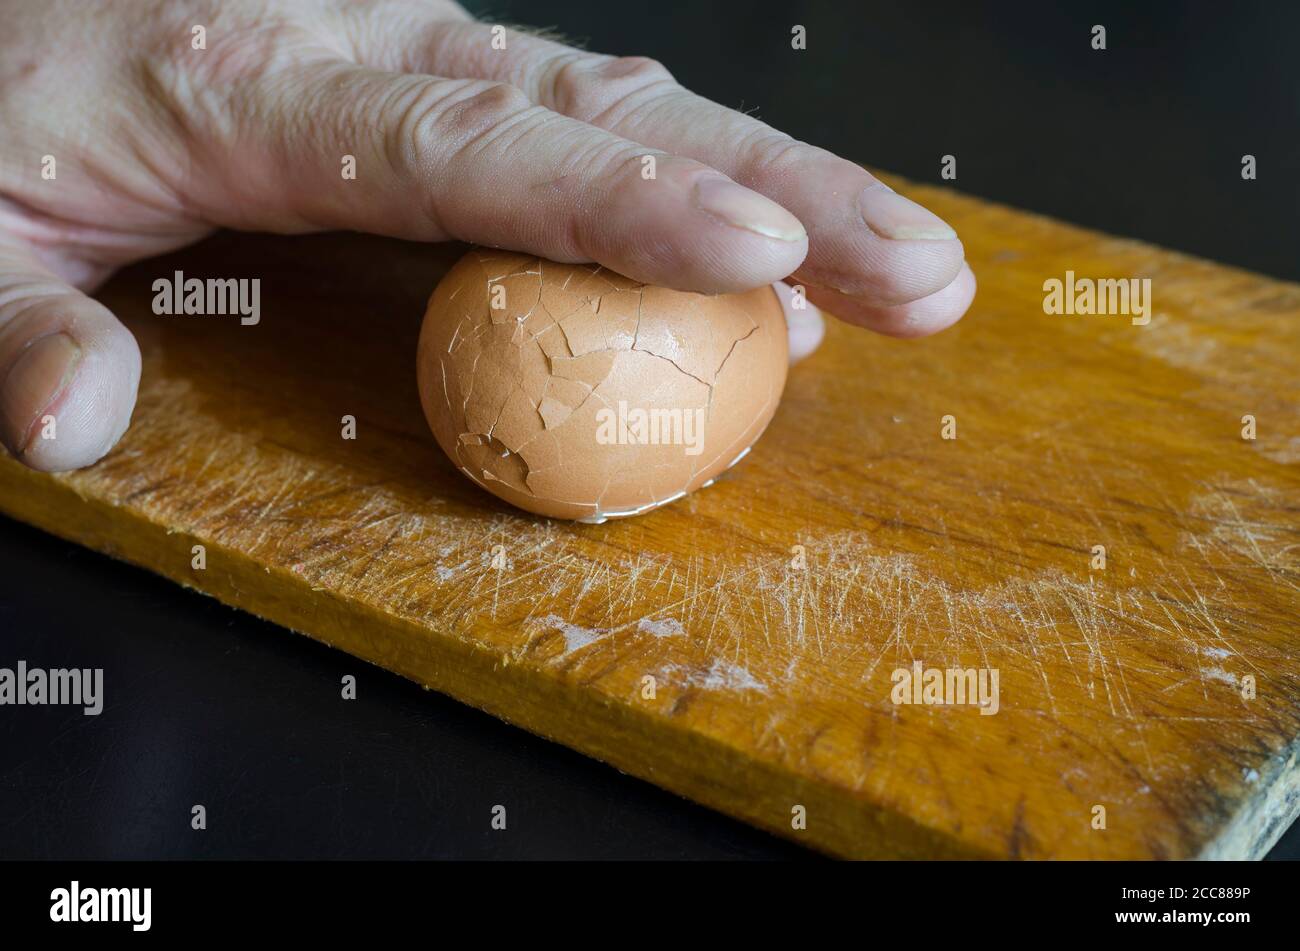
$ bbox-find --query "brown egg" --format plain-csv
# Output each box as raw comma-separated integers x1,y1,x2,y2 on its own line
416,249,788,521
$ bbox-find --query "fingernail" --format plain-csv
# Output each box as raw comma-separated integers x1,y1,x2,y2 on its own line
858,184,957,240
0,333,83,453
694,177,806,241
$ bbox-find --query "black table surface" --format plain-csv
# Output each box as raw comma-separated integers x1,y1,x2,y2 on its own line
2,0,1297,859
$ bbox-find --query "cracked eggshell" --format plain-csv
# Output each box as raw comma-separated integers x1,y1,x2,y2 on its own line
417,249,788,521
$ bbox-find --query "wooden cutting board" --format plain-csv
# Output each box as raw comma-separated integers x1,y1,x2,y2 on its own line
3,176,1298,859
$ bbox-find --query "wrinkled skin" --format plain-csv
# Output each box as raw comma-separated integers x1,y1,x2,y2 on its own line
0,0,973,471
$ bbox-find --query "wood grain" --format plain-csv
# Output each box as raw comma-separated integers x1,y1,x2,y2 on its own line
2,177,1298,858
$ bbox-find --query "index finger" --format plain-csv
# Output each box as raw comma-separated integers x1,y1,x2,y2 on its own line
342,17,970,335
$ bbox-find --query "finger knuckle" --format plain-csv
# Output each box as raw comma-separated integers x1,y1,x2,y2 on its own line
138,12,331,151
395,80,535,170
600,55,675,85
737,133,820,187
549,55,676,124
154,12,318,87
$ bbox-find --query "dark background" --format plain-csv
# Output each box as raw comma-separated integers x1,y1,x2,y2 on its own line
1,0,1296,859
479,0,1299,284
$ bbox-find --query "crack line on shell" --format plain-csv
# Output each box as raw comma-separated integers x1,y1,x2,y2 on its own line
444,255,772,513
631,347,715,389
705,324,760,417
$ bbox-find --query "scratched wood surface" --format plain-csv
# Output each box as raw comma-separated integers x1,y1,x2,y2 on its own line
2,177,1298,859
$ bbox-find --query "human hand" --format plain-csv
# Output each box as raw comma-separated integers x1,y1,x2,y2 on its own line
0,0,973,471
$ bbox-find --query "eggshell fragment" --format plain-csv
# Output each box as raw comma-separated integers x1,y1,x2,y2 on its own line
417,250,788,521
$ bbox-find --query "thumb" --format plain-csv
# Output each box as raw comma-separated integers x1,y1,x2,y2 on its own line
0,243,140,471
